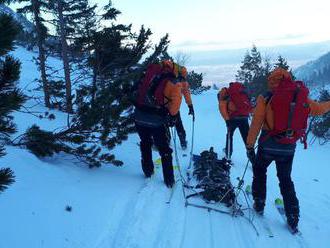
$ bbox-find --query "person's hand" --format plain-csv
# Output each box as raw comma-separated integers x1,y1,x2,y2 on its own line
188,105,195,120
246,147,256,165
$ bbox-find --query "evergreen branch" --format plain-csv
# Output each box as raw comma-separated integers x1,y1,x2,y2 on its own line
0,168,15,193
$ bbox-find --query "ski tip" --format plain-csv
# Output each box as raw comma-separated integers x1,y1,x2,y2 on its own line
275,198,283,205
245,185,252,194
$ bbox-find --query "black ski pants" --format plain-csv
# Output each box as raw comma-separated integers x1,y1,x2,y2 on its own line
175,112,186,145
252,149,299,219
135,123,174,184
225,118,249,158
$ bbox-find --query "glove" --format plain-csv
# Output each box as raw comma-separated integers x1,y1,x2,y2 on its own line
246,147,256,165
188,105,195,120
166,114,177,127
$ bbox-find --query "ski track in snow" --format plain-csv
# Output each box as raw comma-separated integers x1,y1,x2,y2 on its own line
3,47,330,248
111,178,162,248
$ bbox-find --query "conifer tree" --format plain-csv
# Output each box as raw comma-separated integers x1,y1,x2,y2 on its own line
311,89,330,144
187,70,209,94
236,46,293,98
275,55,289,70
7,0,51,107
17,2,171,168
47,0,96,113
236,45,262,85
0,13,24,193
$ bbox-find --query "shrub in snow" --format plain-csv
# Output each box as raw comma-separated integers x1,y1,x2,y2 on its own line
236,46,293,99
0,13,26,193
311,89,330,144
0,167,15,193
17,124,122,168
187,70,210,95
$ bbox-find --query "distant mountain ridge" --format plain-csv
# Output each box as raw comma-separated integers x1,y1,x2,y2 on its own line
181,40,330,67
0,4,34,32
294,51,330,86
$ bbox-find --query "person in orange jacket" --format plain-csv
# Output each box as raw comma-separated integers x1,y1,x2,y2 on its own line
218,82,252,160
246,67,330,232
174,66,194,149
134,60,183,187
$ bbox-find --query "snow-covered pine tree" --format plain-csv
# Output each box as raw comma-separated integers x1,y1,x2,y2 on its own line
311,89,330,144
236,45,262,85
6,0,51,108
275,55,295,80
187,70,209,95
236,46,293,99
17,2,171,168
47,0,96,113
275,55,289,70
236,45,264,98
0,13,25,193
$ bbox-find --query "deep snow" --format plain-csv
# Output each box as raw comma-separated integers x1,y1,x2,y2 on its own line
1,47,330,248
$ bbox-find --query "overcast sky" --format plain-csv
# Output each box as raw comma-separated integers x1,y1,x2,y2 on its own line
88,0,330,52
10,0,330,52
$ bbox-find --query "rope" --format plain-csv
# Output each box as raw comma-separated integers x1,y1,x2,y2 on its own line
169,120,259,236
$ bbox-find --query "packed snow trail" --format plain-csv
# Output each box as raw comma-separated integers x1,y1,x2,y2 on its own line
2,47,330,248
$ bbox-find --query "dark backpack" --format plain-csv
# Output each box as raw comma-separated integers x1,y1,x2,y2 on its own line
134,63,174,114
269,80,310,148
227,82,252,118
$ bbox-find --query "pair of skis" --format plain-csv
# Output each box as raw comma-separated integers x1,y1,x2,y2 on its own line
245,185,302,237
245,185,274,238
274,198,302,236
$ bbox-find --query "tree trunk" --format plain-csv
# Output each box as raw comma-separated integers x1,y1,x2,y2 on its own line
32,0,50,108
57,0,73,113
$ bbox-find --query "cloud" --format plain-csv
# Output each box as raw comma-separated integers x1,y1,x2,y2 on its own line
170,33,311,52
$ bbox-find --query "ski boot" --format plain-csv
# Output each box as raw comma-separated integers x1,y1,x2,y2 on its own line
165,178,175,188
180,140,187,150
287,214,299,234
253,198,265,215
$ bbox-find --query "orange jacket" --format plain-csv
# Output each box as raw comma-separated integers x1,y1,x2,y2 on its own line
181,81,193,106
218,87,239,121
246,95,330,148
163,80,183,116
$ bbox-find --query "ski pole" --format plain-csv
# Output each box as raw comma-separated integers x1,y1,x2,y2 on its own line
186,117,195,182
226,126,232,160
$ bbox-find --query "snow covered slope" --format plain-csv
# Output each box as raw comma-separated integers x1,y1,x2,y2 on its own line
294,51,330,86
1,47,330,248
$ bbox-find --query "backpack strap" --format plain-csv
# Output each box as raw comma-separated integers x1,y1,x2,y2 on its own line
287,87,300,130
263,91,273,105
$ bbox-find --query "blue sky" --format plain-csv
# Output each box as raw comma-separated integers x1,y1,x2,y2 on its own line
91,0,330,52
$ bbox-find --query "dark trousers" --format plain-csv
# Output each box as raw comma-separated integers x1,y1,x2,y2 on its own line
252,149,299,219
135,123,174,184
175,112,186,145
225,118,249,158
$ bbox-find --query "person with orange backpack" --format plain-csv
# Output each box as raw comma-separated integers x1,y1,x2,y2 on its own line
174,65,195,149
218,82,252,160
133,60,182,188
246,67,330,233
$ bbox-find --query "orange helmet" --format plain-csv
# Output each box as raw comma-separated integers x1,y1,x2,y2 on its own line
161,60,174,72
180,66,188,79
267,67,292,90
